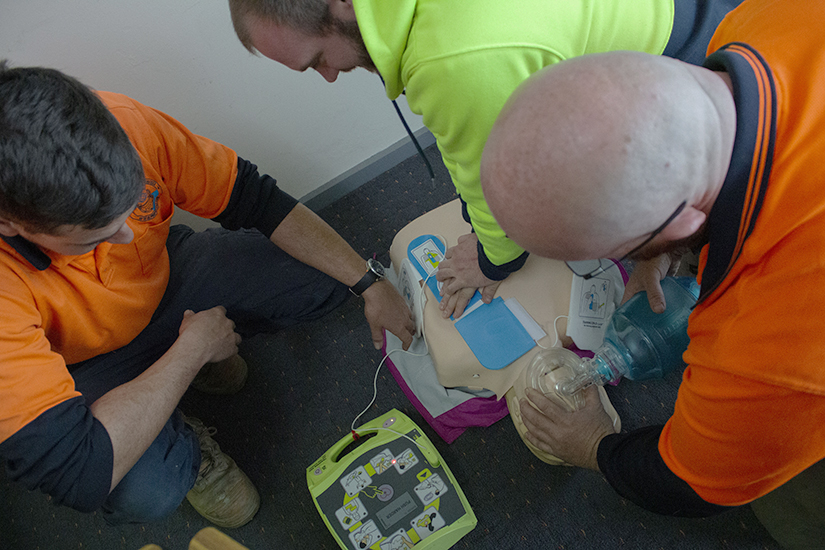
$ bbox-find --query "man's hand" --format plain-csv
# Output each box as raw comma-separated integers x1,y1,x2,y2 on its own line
436,233,503,318
438,280,502,319
362,280,415,350
177,306,242,365
519,386,617,471
436,233,494,289
622,252,683,313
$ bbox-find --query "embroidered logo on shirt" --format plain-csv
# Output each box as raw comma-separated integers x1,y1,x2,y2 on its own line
131,179,161,222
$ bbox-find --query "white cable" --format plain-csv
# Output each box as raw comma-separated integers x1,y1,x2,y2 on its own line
350,266,438,432
352,426,428,453
536,314,569,350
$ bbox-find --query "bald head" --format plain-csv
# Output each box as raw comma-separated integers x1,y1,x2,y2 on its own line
482,51,735,261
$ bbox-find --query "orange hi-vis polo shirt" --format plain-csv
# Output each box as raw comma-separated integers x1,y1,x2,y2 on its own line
659,0,825,505
0,91,238,446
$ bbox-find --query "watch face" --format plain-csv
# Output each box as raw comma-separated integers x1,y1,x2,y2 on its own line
368,258,385,278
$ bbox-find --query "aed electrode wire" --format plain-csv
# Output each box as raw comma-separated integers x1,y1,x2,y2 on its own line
350,237,451,449
537,315,569,350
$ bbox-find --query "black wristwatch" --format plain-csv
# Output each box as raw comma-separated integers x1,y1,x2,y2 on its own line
349,258,386,296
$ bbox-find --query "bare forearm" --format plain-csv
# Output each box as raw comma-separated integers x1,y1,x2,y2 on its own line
269,203,366,287
89,337,211,492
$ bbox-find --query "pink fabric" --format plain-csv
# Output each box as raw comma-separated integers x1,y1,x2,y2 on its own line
383,350,509,444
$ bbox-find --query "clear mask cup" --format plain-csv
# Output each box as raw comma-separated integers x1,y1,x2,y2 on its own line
525,347,586,412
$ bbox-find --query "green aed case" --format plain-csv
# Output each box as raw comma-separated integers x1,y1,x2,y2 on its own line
307,409,476,549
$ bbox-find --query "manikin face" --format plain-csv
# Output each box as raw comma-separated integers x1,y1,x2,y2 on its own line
10,209,135,256
246,13,375,82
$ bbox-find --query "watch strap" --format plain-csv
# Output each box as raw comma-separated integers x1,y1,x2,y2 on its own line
350,269,380,296
350,259,384,296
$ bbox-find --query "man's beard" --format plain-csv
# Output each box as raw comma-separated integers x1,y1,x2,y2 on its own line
331,18,377,74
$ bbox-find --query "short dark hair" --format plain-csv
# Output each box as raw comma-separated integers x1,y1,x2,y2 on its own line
0,61,144,234
228,0,332,52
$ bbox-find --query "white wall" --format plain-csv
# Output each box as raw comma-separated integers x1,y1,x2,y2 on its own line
0,0,424,223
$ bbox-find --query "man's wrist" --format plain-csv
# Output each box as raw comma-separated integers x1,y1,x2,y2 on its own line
360,278,391,299
349,258,386,296
168,334,214,376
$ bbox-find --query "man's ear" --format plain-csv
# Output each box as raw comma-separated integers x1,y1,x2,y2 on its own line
659,205,707,241
0,216,21,238
328,0,356,21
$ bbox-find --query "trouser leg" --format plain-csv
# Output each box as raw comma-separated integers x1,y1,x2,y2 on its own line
749,457,825,550
99,410,200,525
157,225,349,338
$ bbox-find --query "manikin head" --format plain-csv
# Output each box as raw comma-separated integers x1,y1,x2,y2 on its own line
481,51,737,263
0,61,142,255
228,0,375,82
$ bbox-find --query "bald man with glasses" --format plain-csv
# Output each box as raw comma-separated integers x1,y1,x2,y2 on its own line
481,1,825,547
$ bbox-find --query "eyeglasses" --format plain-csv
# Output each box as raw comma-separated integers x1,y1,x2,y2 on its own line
565,200,687,280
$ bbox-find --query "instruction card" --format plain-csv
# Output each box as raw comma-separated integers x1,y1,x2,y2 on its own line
566,262,624,351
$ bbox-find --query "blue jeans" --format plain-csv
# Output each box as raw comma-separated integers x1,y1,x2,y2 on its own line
70,226,349,523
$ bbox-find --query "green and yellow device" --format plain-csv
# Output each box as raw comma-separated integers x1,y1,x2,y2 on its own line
307,409,476,549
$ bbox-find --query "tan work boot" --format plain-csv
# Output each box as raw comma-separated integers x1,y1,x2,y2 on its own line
191,355,248,395
184,416,260,528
